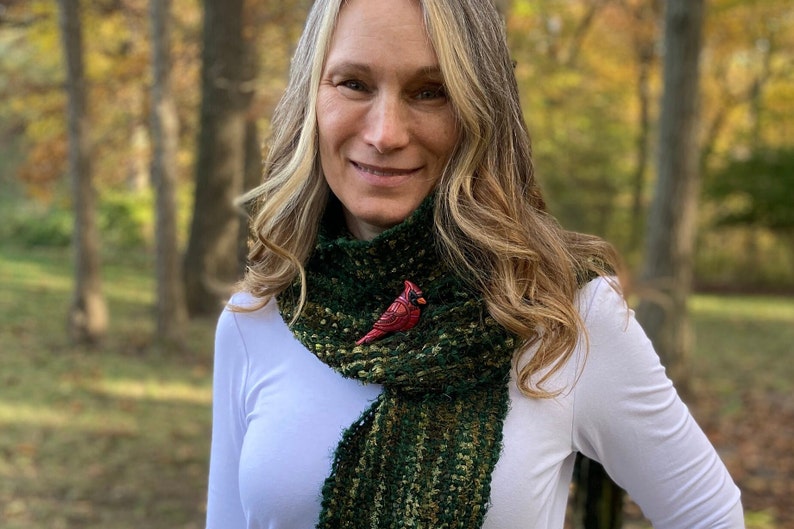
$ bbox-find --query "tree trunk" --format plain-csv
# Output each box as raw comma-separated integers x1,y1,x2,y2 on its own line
572,455,624,529
237,11,263,277
636,0,706,393
625,0,662,254
183,0,257,316
150,0,188,343
628,43,656,253
238,119,261,276
58,0,108,344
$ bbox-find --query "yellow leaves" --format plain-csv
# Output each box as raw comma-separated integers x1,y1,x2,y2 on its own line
27,2,60,46
512,0,540,19
83,7,149,82
17,136,67,198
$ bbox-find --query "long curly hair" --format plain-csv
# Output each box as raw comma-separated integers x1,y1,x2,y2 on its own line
238,0,621,397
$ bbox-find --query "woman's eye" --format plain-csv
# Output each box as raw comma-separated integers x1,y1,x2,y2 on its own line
416,85,447,100
340,79,366,92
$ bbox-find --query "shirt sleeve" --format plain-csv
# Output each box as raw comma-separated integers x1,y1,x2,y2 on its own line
205,306,250,529
572,278,744,528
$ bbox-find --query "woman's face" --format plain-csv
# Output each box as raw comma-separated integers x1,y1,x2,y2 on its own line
316,0,459,240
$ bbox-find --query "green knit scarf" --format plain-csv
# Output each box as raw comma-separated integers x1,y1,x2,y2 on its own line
279,197,517,529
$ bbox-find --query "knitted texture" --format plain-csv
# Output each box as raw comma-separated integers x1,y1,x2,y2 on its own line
279,197,517,528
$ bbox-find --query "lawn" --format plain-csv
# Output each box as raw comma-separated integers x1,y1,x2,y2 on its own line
1,244,792,528
687,294,794,528
0,245,214,529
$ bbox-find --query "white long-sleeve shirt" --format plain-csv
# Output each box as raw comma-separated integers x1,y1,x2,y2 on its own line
206,277,744,528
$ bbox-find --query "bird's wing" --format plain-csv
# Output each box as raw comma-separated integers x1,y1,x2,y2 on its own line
372,300,409,331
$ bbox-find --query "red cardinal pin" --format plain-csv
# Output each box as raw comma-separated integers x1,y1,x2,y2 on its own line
356,280,427,345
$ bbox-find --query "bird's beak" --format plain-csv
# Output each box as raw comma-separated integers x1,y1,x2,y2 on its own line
417,297,427,305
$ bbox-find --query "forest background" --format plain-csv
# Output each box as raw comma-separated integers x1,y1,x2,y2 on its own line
1,0,793,528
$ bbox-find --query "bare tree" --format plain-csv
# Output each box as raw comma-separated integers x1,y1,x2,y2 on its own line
636,0,706,393
150,0,188,342
623,0,663,252
58,0,108,343
183,0,257,316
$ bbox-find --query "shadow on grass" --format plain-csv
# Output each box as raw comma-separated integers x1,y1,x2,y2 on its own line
3,407,209,528
1,245,215,529
1,343,214,529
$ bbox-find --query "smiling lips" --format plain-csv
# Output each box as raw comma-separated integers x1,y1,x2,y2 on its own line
351,160,419,177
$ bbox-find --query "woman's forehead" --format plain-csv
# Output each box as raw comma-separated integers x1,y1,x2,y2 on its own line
324,0,438,74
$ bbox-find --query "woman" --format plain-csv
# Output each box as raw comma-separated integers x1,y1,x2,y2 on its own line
205,0,744,527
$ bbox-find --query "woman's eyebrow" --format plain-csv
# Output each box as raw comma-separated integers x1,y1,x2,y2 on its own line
324,61,372,76
416,66,443,79
324,61,443,81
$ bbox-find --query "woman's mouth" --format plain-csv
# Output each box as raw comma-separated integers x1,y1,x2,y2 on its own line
351,161,418,177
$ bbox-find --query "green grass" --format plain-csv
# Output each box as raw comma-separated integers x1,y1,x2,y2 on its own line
691,293,794,402
0,245,215,529
1,244,792,528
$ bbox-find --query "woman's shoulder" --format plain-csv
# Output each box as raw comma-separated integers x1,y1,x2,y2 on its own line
571,275,651,381
575,275,626,328
216,292,284,348
214,292,303,379
220,292,282,323
226,291,274,311
573,275,667,398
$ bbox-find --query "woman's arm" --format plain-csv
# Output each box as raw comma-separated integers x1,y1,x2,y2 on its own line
572,278,744,528
205,306,250,529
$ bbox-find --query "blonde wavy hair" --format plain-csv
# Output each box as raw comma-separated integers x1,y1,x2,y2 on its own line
239,0,621,398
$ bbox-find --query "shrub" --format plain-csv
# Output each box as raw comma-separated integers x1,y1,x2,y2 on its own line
3,202,73,248
99,189,155,251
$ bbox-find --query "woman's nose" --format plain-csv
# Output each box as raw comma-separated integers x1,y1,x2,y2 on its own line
362,94,410,154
